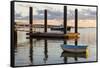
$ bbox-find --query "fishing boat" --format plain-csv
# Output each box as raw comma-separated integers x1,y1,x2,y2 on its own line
50,25,71,31
61,44,88,53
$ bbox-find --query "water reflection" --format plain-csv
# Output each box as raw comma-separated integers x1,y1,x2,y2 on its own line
15,28,96,66
74,39,78,61
63,39,67,63
29,37,33,65
14,30,18,52
61,51,87,58
27,37,88,65
43,40,48,63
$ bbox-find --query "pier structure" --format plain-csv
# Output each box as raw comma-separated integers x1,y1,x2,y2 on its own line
26,6,79,40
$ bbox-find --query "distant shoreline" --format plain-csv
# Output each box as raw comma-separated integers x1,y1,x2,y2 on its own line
15,23,96,28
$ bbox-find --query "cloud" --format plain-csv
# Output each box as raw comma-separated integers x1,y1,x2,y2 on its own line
78,9,96,20
33,10,63,20
15,13,22,20
15,8,96,20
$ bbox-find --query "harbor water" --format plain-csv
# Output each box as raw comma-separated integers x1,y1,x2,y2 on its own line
15,28,97,66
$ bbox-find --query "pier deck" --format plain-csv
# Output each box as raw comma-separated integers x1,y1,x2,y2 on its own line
26,32,80,39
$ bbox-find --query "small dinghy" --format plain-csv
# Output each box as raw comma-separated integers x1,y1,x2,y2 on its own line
61,44,88,53
51,27,71,31
50,25,71,31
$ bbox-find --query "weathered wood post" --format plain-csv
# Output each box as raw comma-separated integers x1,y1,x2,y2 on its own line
75,9,78,46
29,7,33,33
63,6,67,62
64,6,67,34
74,9,78,61
75,9,78,33
44,9,48,62
29,7,33,64
44,9,47,32
63,6,67,44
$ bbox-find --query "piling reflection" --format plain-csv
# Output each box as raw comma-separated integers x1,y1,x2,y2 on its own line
43,40,48,63
29,37,33,65
63,39,67,63
14,23,17,52
74,39,78,61
14,30,18,53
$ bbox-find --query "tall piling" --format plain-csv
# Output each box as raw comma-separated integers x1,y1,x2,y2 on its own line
64,6,67,34
75,9,78,33
44,9,47,32
74,9,78,61
74,9,78,46
29,7,33,64
63,6,67,44
29,7,33,33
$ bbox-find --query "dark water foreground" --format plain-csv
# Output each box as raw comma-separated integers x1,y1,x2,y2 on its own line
14,28,97,66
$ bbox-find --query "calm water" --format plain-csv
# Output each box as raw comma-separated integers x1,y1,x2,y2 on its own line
15,28,97,66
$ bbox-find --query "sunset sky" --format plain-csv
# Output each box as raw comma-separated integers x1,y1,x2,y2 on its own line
15,2,97,27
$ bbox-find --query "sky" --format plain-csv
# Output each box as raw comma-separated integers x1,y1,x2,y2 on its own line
14,2,97,27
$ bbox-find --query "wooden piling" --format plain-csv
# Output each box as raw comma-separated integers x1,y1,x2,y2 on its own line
29,7,33,64
29,7,33,33
29,7,33,47
74,9,78,61
74,9,78,60
44,9,47,32
75,9,78,46
63,6,67,44
64,6,67,34
75,9,78,33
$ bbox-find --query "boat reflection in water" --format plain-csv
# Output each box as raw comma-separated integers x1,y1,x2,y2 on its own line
61,50,88,63
29,37,33,65
61,50,88,58
43,40,48,63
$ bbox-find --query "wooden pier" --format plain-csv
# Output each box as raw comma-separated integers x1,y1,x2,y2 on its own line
25,6,80,40
26,32,80,39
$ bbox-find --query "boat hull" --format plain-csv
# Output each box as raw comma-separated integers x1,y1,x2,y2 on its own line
51,27,71,31
61,45,88,53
